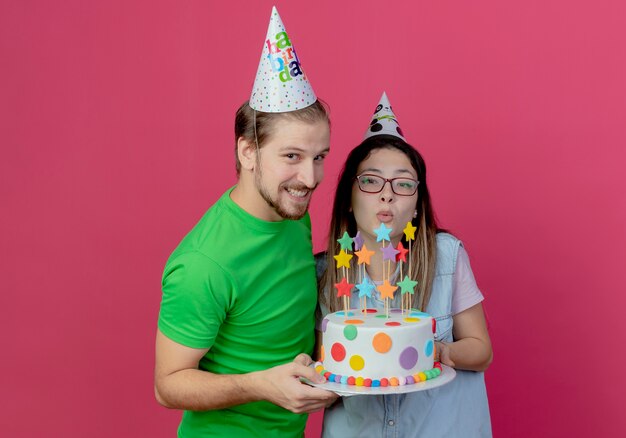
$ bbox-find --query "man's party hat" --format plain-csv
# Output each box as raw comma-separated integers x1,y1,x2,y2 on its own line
363,92,406,141
249,7,317,112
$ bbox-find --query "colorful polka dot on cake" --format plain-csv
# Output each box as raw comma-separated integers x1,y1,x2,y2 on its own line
321,318,329,333
372,332,392,353
331,343,346,361
349,354,365,371
425,339,434,357
344,325,358,340
344,319,364,325
399,347,418,369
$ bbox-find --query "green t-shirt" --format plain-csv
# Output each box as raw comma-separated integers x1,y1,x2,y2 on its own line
159,188,317,437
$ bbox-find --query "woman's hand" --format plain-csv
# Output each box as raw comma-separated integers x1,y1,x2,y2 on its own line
434,341,456,367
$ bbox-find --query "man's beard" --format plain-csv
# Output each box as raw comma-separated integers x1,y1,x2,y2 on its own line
255,167,313,220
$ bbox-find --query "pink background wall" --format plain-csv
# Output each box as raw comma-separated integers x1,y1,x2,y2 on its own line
2,1,625,436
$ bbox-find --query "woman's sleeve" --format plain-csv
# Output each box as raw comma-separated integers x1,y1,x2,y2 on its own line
451,246,485,315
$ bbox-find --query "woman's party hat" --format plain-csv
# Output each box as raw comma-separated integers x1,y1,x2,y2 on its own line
364,92,406,141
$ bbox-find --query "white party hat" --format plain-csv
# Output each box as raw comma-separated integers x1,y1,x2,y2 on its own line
249,7,317,112
363,92,406,141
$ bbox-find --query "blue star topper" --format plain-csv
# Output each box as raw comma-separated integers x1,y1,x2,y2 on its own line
356,277,376,298
373,223,392,242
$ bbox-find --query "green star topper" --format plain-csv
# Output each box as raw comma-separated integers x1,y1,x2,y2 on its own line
337,231,354,251
397,276,418,295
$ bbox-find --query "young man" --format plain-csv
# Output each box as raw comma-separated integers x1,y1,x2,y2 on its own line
155,8,337,437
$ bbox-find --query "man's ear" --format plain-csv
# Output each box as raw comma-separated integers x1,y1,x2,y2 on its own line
237,137,257,172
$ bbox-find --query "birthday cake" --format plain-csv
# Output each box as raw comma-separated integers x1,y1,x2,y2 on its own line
315,308,442,387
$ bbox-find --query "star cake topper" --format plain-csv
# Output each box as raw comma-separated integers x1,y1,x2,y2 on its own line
395,242,409,262
352,231,364,251
334,250,353,269
397,276,418,295
403,221,417,241
356,277,376,299
377,279,398,300
381,244,400,262
337,231,354,251
374,223,392,242
335,277,354,298
355,244,375,265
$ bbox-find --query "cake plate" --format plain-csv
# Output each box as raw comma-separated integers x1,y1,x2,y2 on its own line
302,364,456,396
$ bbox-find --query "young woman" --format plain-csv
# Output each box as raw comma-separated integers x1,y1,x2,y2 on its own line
316,94,493,437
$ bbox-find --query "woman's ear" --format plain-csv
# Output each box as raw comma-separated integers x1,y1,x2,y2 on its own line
237,137,257,172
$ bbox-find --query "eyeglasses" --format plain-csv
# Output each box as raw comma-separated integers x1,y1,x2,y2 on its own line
355,173,419,196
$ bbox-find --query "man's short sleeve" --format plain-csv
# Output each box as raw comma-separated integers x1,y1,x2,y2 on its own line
158,251,234,349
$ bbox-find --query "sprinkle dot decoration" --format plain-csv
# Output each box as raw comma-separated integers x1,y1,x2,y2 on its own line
313,362,444,388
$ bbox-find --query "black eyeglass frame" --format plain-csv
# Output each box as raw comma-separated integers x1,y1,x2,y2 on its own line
354,173,420,196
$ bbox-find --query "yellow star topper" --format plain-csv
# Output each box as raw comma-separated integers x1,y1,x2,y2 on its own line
403,221,417,241
377,279,398,300
334,249,353,269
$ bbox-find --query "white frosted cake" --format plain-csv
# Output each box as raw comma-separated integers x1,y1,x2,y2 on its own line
316,308,441,387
